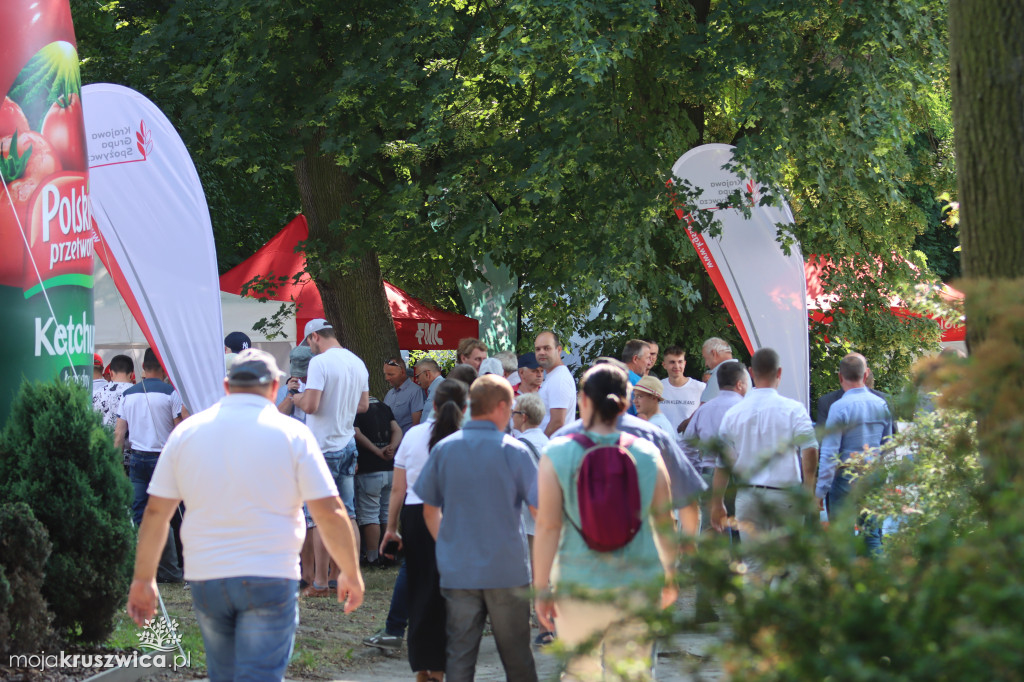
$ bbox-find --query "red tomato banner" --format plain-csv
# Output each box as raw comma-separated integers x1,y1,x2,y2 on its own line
0,0,92,421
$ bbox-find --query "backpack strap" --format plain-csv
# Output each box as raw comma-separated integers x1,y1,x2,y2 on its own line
563,432,600,539
569,432,595,450
517,436,541,462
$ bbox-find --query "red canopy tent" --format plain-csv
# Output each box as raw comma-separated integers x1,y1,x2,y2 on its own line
219,216,479,349
805,254,966,342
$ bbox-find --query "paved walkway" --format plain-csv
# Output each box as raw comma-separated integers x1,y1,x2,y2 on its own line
337,627,725,681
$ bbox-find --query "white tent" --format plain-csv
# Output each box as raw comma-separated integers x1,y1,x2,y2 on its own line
92,254,295,373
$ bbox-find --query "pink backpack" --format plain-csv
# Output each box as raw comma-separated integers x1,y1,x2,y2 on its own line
566,433,643,552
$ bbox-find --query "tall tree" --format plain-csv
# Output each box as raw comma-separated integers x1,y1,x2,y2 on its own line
75,1,951,395
949,1,1024,487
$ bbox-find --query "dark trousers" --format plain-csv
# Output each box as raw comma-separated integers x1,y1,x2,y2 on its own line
401,504,446,672
442,586,537,682
130,451,182,582
385,560,409,637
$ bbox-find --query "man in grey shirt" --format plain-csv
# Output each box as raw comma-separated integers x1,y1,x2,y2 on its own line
383,357,424,433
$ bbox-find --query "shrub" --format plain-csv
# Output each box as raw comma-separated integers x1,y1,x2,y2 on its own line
670,396,1024,681
0,501,55,656
0,380,134,643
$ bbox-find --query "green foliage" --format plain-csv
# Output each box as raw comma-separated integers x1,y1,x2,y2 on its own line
0,380,135,644
861,407,981,548
0,502,55,656
75,0,951,391
672,370,1024,680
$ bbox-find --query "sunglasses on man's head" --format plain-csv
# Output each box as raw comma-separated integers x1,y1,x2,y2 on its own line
385,359,403,368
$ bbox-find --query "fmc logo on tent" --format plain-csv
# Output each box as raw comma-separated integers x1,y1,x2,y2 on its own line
416,323,443,346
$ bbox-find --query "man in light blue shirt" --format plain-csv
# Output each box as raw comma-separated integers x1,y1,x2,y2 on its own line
817,353,893,553
416,375,538,682
383,357,424,433
414,358,445,422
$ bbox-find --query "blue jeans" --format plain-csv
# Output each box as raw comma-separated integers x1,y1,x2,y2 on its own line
190,577,299,682
129,452,160,526
827,469,883,555
323,439,358,519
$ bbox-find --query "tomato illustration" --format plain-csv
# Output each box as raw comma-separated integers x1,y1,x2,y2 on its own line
41,92,85,171
0,97,29,137
0,130,60,183
0,176,32,286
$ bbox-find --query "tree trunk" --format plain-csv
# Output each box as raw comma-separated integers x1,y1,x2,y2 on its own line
294,133,401,398
949,1,1024,488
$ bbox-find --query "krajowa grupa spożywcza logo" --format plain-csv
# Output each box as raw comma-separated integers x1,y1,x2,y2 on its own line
89,119,153,168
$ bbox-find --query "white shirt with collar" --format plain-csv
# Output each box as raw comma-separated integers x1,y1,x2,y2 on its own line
717,387,817,488
147,393,337,581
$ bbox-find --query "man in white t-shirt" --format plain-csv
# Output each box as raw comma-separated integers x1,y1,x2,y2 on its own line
128,349,363,681
660,345,706,436
289,320,370,521
534,330,577,436
289,319,369,597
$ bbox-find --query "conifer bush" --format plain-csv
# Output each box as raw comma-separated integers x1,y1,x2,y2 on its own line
0,501,54,656
0,380,134,643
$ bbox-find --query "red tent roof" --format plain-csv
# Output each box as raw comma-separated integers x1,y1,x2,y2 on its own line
219,216,479,349
804,254,965,342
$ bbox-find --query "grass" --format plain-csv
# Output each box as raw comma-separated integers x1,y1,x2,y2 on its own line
104,565,401,680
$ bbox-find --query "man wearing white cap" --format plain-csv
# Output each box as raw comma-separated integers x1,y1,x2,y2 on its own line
288,319,370,594
128,349,364,681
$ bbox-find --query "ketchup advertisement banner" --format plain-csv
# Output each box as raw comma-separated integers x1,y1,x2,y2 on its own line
0,0,92,421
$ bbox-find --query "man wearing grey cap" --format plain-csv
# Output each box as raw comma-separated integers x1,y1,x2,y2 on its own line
128,349,364,681
288,319,370,593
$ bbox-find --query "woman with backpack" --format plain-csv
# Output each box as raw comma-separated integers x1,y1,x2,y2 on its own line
533,363,678,680
381,378,469,682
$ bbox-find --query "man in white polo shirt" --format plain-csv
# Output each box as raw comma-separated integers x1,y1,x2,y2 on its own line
534,330,577,436
128,349,364,681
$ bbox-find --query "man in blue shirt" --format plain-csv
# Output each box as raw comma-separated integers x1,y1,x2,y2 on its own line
415,374,538,682
414,358,444,422
383,356,424,433
816,353,893,554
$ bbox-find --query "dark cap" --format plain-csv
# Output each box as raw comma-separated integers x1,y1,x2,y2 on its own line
224,331,252,354
226,348,285,386
518,352,540,370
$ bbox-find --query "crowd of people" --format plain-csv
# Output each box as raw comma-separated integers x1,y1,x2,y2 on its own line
96,323,895,682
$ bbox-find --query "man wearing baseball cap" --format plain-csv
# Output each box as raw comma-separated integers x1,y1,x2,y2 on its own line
288,319,370,595
91,353,106,405
128,349,364,680
513,352,542,395
632,375,675,438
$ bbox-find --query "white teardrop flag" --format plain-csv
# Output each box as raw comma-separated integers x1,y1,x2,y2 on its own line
84,83,223,413
671,144,809,410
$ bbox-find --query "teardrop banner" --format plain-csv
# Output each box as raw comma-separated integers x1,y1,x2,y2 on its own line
671,143,810,410
83,83,224,414
0,0,93,421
